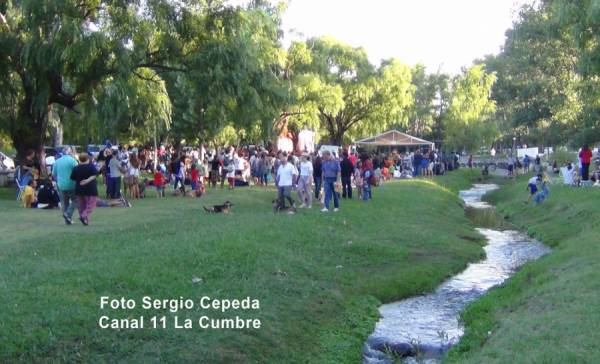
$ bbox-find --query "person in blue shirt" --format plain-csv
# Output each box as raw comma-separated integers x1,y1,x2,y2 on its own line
52,147,79,225
321,150,341,212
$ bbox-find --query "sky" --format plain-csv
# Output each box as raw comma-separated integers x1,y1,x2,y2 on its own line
237,0,534,74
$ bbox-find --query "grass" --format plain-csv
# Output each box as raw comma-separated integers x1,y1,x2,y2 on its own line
447,174,600,364
0,169,483,363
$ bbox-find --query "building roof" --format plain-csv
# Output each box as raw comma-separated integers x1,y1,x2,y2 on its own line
354,130,434,147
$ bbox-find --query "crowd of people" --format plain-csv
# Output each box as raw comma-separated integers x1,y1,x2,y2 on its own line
14,141,458,223
13,138,600,223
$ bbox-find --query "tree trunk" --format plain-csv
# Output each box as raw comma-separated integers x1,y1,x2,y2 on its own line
329,130,344,146
13,96,48,161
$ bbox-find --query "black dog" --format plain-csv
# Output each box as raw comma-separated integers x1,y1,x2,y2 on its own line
272,199,296,214
203,201,233,213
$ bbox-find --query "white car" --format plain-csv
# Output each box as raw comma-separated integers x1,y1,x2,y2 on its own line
0,151,15,170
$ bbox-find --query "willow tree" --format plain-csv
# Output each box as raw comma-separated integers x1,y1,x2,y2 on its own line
165,3,287,146
0,0,204,158
285,36,414,145
443,65,497,152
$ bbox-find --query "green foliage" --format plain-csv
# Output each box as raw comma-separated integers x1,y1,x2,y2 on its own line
443,65,497,152
284,37,414,144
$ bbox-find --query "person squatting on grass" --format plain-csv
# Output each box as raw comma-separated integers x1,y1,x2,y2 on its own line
527,175,541,204
526,174,549,204
297,154,313,208
70,153,98,226
275,153,298,210
321,150,341,212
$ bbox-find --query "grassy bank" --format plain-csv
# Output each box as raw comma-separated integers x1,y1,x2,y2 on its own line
0,170,481,363
448,175,600,363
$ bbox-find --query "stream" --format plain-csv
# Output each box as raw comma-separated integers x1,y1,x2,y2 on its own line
363,184,551,363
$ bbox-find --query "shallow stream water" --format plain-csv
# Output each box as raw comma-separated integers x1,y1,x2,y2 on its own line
363,184,551,363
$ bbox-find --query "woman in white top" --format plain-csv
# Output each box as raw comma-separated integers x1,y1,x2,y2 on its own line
297,155,313,208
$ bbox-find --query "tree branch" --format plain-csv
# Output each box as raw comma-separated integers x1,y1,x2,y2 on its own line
136,63,188,73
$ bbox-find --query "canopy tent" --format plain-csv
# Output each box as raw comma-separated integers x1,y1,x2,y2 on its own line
354,130,434,149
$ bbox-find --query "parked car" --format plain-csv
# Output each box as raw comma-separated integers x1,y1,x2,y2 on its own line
0,151,15,171
87,144,103,159
44,146,58,157
56,145,80,155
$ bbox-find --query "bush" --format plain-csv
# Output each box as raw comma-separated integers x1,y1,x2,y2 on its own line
546,149,577,165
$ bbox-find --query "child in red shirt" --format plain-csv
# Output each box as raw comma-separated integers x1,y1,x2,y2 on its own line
154,170,165,198
191,164,200,191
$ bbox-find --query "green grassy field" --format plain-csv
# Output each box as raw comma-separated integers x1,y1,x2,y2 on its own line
447,175,600,363
0,170,484,363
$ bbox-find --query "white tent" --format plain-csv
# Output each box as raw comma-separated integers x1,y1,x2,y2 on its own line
354,130,434,149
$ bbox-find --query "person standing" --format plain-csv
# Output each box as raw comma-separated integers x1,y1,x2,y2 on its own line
321,150,340,212
210,154,220,188
108,148,125,199
361,154,374,201
258,153,268,186
70,153,98,226
220,151,230,189
275,153,298,210
313,152,322,200
340,151,353,199
413,150,423,177
297,154,313,208
52,147,78,224
579,144,593,181
153,168,165,198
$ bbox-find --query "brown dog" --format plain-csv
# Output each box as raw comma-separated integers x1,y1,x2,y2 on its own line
203,201,233,213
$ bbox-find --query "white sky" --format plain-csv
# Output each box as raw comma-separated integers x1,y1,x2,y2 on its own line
232,0,533,74
282,0,535,74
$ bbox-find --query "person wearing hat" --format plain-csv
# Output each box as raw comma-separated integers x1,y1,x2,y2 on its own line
52,146,79,224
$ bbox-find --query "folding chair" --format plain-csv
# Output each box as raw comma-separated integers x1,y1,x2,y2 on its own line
14,166,26,201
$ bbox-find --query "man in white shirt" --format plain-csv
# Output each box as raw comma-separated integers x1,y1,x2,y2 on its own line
276,153,298,210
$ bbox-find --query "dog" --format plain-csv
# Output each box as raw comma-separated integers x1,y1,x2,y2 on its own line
203,201,233,213
272,199,296,214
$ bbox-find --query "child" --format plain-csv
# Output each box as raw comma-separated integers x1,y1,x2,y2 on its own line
154,169,165,198
138,178,147,198
354,161,363,200
190,163,200,192
534,174,550,204
21,179,37,208
226,162,235,190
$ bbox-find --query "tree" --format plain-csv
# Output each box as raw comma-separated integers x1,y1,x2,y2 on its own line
406,64,438,138
164,3,287,146
482,3,581,148
443,65,497,152
285,36,414,145
0,0,207,158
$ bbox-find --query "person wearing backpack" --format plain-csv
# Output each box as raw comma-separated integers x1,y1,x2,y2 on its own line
220,150,231,188
361,154,374,201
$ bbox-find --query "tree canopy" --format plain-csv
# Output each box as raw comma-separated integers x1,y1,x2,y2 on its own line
1,0,598,158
